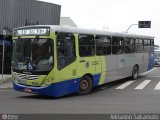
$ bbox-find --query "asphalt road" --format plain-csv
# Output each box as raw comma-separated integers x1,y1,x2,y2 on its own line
0,67,160,114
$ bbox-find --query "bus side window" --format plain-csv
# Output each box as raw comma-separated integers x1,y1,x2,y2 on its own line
57,32,76,69
124,37,135,53
135,38,144,53
95,35,111,55
79,34,95,57
112,36,124,54
144,39,150,52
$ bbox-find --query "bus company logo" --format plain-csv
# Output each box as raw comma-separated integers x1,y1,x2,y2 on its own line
86,62,90,68
2,114,8,120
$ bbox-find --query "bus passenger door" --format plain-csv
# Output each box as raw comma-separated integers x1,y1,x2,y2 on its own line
56,32,78,83
95,35,112,85
107,36,125,82
135,38,146,73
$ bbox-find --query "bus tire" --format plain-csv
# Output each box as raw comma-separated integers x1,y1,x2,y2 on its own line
78,75,92,95
132,65,139,80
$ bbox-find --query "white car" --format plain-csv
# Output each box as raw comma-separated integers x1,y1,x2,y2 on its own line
154,58,160,66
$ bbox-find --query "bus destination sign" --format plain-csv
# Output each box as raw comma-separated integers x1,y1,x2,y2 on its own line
14,28,50,36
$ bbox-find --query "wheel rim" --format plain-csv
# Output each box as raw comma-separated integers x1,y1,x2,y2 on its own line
80,79,89,91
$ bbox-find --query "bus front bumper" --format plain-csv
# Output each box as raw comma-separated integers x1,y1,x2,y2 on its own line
13,79,81,97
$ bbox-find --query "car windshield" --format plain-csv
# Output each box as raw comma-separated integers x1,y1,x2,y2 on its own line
12,38,54,71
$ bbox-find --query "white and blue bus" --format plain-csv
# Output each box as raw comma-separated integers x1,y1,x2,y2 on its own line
12,25,154,97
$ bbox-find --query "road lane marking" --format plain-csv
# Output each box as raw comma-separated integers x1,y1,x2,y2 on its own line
116,81,134,89
148,76,160,78
135,80,151,89
154,81,160,90
141,68,157,75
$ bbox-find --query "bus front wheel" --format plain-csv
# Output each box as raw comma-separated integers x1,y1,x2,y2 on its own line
132,65,139,80
78,75,92,95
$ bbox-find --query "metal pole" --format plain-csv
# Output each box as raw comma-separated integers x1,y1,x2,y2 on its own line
2,29,6,81
1,36,5,81
125,24,138,33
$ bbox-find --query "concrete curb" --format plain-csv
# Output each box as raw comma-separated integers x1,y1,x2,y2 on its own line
0,81,13,89
0,75,13,89
0,86,13,89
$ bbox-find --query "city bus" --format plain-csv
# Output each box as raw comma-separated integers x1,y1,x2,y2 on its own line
12,25,154,97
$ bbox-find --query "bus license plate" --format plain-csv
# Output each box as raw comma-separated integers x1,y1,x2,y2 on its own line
24,88,32,92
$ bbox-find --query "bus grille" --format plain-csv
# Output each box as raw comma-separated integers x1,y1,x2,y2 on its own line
15,72,40,80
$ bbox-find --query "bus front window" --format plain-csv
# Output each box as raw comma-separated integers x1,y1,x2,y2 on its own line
12,38,54,71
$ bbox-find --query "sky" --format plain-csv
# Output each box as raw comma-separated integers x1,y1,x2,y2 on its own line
38,0,160,45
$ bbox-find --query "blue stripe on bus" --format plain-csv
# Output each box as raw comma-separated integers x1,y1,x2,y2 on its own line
93,74,101,87
148,52,154,70
13,74,101,97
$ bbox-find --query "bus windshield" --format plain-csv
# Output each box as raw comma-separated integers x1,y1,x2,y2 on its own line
12,38,54,71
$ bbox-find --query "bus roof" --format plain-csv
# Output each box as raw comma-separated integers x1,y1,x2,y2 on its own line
14,25,155,39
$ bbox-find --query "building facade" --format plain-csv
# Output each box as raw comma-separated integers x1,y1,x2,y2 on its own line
0,0,61,74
